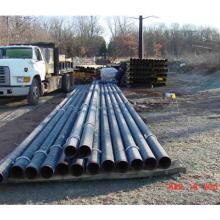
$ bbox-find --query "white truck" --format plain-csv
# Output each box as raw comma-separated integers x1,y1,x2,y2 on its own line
0,42,74,105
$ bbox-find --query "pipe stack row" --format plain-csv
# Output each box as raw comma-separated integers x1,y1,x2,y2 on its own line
127,58,168,87
0,81,171,182
74,66,100,84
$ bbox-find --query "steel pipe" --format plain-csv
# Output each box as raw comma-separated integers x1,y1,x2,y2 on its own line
64,83,95,158
86,86,101,175
55,152,70,176
100,85,115,172
0,89,76,182
78,83,99,157
70,158,85,176
25,87,85,179
40,86,89,178
0,82,172,182
9,88,79,179
104,86,129,173
109,85,157,170
107,86,143,170
112,84,171,169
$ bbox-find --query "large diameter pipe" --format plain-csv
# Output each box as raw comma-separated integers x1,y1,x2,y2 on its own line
78,83,99,157
112,84,171,169
100,85,115,172
55,152,70,176
109,85,157,170
86,86,101,175
25,88,84,179
107,86,143,170
64,83,95,158
104,86,128,173
70,158,85,176
8,88,78,180
40,86,88,178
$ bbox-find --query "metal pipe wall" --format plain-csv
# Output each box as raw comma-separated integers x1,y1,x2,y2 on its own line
78,83,99,157
2,88,78,181
10,88,79,178
100,85,115,172
40,85,89,178
64,83,95,158
111,84,171,168
0,82,171,182
86,85,101,175
104,86,128,172
25,87,86,179
109,85,157,169
107,86,143,170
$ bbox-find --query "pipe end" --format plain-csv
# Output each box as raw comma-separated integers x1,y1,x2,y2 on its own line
10,166,24,178
25,167,38,179
78,145,91,158
145,157,157,170
116,161,129,173
71,164,84,176
102,160,114,172
64,145,77,158
56,163,69,176
40,165,54,179
0,173,4,183
131,159,143,170
159,157,171,169
87,162,100,175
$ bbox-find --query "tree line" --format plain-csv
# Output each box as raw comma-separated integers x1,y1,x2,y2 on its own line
0,16,220,59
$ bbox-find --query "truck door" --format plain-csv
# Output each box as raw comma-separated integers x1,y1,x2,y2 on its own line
33,48,46,80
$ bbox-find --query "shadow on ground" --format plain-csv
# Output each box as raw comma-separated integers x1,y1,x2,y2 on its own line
0,176,171,204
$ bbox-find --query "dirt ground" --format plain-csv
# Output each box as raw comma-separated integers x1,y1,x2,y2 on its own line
0,70,219,205
0,94,65,160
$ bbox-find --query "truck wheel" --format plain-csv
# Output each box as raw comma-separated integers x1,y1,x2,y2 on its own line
27,78,40,105
62,74,71,93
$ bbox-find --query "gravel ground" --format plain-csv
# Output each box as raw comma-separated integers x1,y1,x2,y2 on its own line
0,71,219,204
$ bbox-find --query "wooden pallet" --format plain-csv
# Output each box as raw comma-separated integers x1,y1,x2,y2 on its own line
4,160,186,184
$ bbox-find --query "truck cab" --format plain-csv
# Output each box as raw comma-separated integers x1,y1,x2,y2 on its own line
0,43,73,105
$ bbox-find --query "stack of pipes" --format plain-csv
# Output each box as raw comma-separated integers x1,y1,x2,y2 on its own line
0,82,171,182
127,58,168,87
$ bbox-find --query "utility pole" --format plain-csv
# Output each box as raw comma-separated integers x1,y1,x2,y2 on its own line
138,15,143,59
129,15,159,59
6,16,9,45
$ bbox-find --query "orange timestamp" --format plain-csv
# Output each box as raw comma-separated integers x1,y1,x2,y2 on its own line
167,182,220,191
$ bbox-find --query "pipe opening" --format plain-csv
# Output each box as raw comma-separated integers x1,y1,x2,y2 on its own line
64,146,77,158
145,158,157,170
10,166,24,178
159,157,171,169
40,166,53,179
116,161,129,173
0,173,3,182
102,160,114,172
71,164,83,176
87,162,99,175
25,167,38,179
56,163,69,175
78,145,91,158
131,159,143,170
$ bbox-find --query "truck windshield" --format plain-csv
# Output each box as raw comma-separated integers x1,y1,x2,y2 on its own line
0,48,32,59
